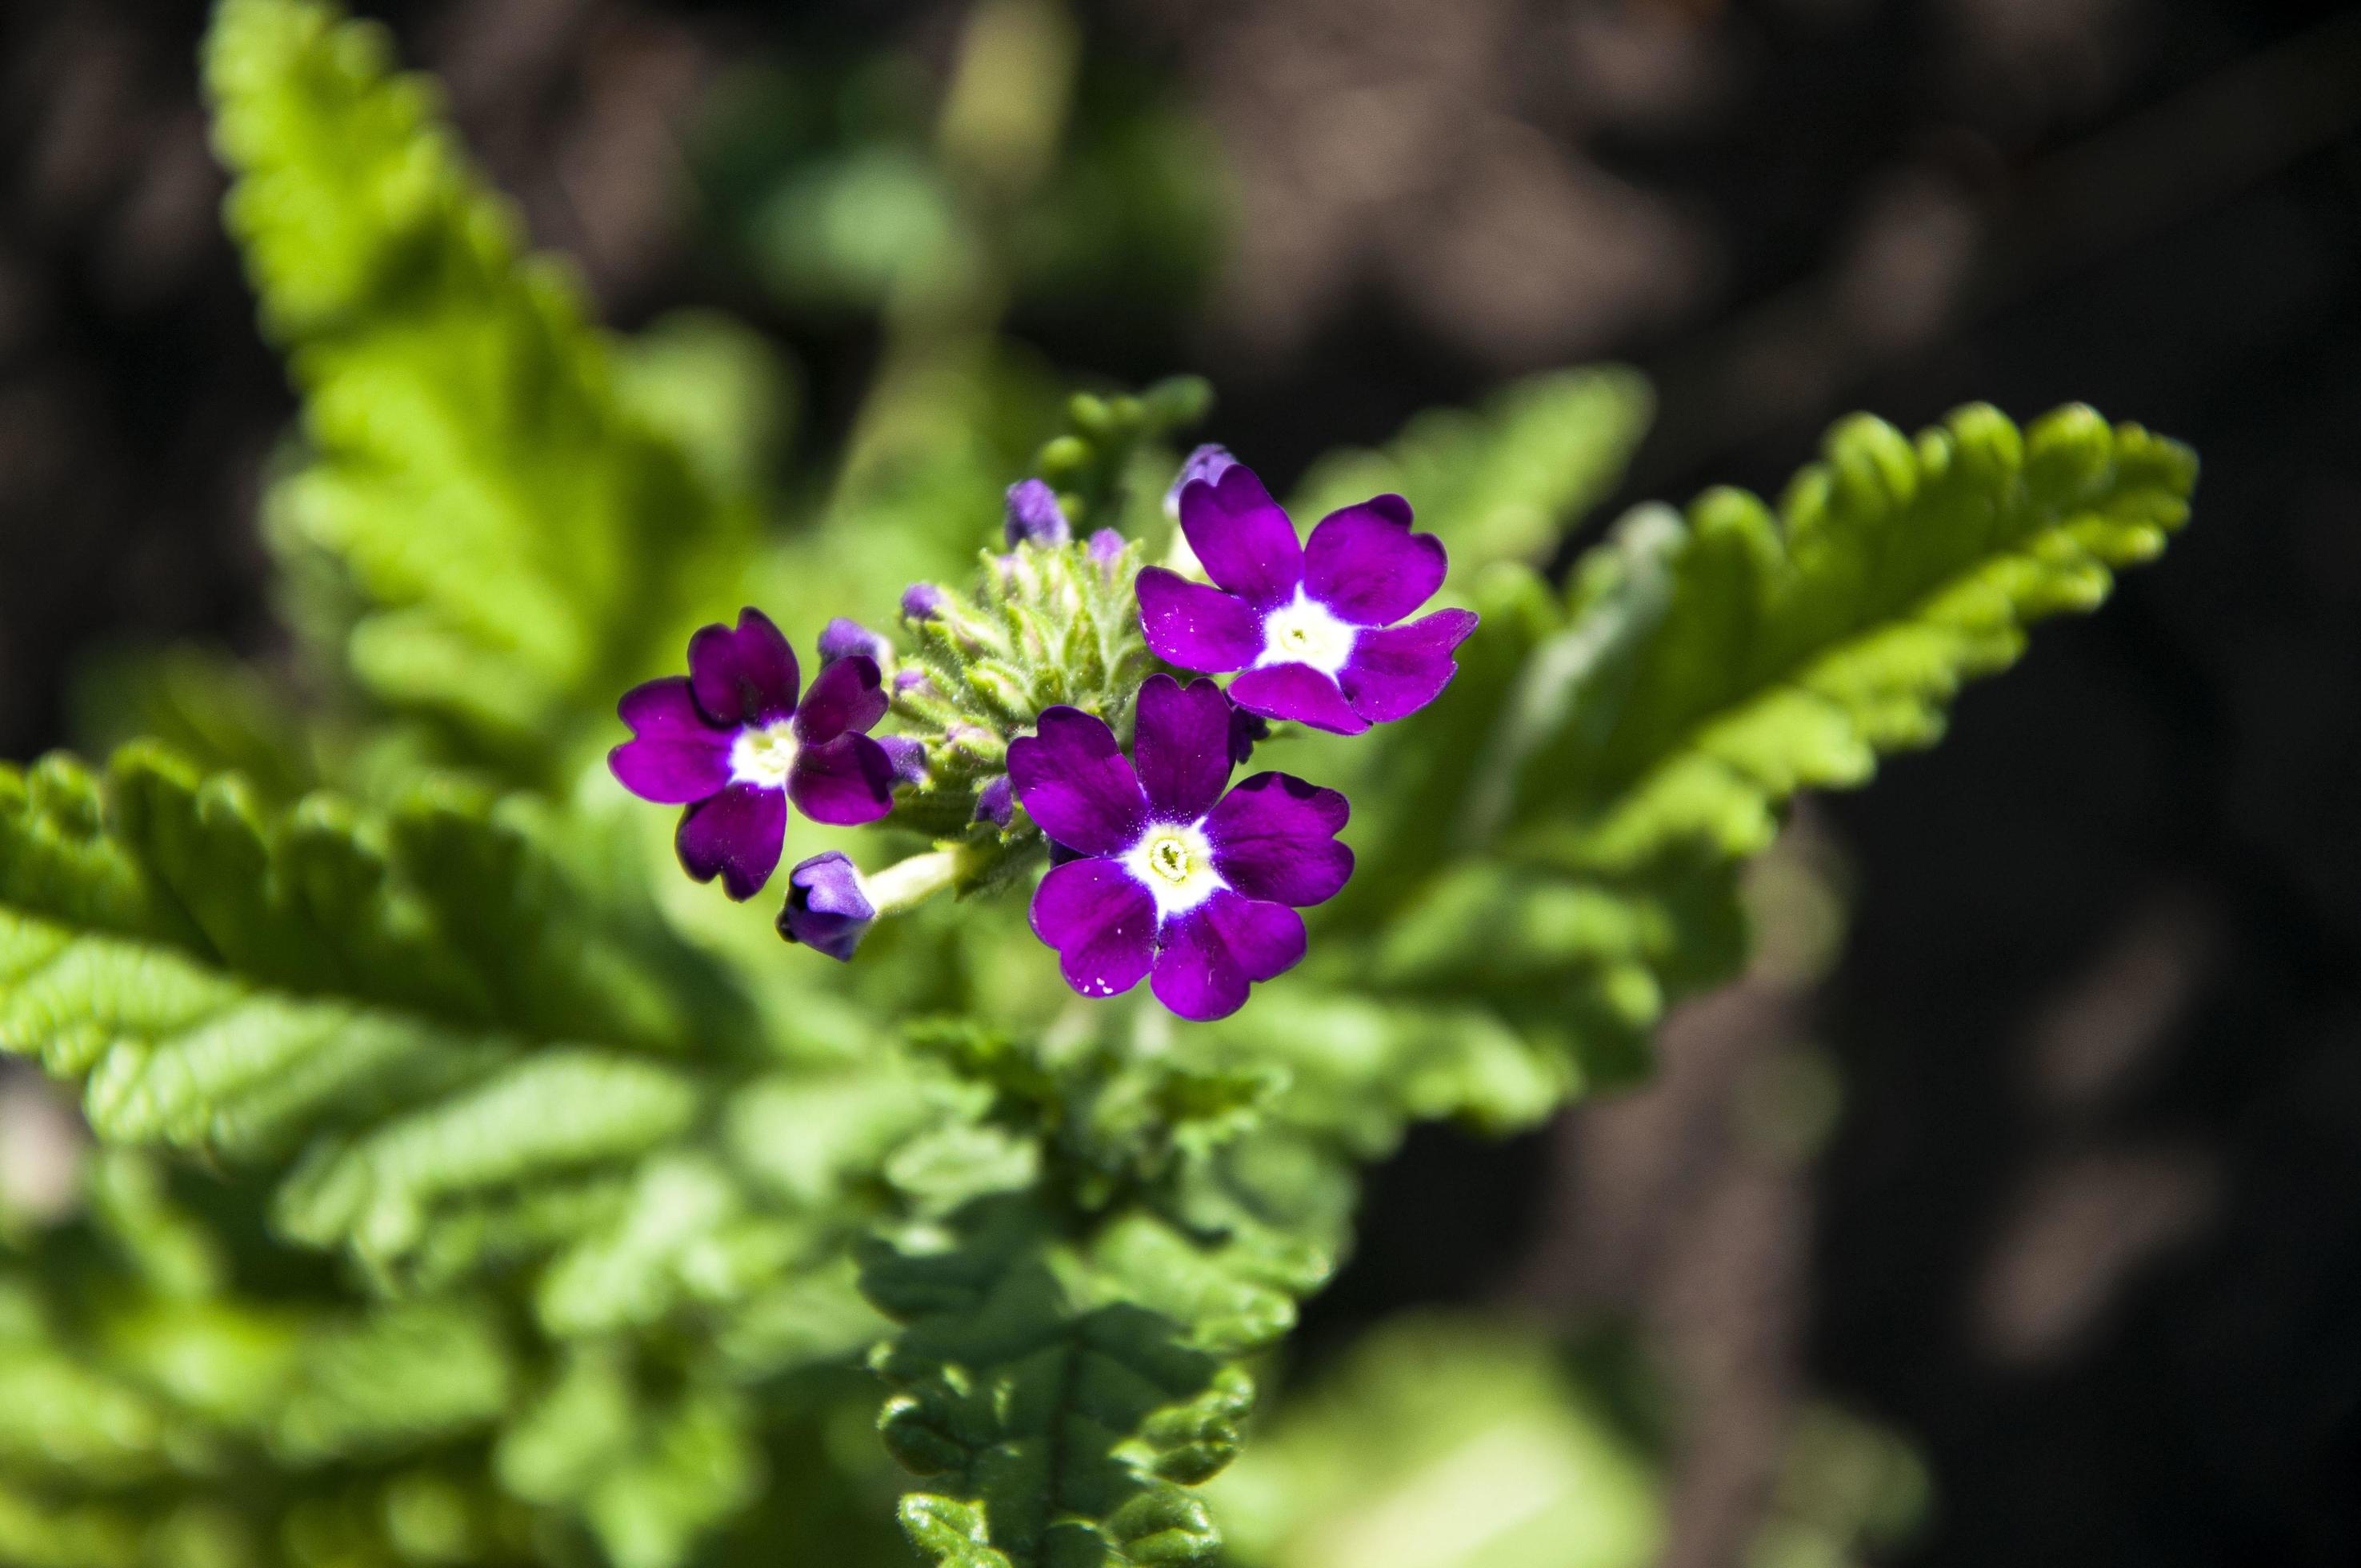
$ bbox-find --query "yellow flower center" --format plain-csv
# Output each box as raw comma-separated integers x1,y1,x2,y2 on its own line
730,720,800,787
1258,590,1357,676
1146,834,1195,883
1123,822,1224,918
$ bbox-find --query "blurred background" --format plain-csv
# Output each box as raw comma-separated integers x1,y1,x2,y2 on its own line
3,0,2359,1563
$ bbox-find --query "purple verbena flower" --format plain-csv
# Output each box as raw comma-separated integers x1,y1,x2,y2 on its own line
1009,673,1351,1022
609,608,895,901
1004,478,1072,547
778,850,875,962
1137,463,1479,736
1164,443,1238,518
819,616,890,666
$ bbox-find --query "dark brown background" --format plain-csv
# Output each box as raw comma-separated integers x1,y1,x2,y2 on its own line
4,2,2358,1562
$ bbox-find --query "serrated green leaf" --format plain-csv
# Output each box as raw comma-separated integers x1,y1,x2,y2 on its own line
1291,366,1653,574
1303,402,2195,1123
1511,404,2196,867
203,0,762,775
862,1194,1275,1568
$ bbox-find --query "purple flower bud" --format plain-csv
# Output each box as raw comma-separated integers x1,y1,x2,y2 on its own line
894,666,933,695
1003,478,1070,548
1227,706,1270,766
818,616,890,665
777,851,874,962
1086,528,1126,576
901,583,945,622
974,774,1014,827
877,735,930,787
1164,443,1238,518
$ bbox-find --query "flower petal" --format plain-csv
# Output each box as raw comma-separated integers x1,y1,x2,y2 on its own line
675,782,786,901
1178,464,1303,608
1007,706,1150,856
619,676,714,738
1227,662,1370,736
786,734,897,826
1338,607,1481,723
1132,674,1235,822
690,608,799,726
1031,858,1158,999
1204,771,1353,906
609,734,731,805
1303,494,1447,626
1150,890,1307,1022
794,654,889,744
610,678,731,803
1137,566,1263,673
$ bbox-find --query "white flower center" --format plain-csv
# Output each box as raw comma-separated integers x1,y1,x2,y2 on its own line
730,719,800,788
1122,820,1226,921
1258,589,1357,676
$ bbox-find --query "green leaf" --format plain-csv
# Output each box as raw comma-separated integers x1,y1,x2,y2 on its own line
861,1194,1279,1568
1506,403,2196,866
1291,366,1653,574
1310,402,2195,1108
0,747,741,1170
203,0,763,774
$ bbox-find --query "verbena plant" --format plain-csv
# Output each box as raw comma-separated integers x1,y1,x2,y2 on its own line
0,3,2198,1566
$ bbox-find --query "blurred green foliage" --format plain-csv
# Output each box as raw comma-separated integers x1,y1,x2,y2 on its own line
0,1,2194,1566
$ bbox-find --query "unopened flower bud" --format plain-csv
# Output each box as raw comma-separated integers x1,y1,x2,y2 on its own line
777,851,874,962
901,583,946,622
1003,478,1071,548
876,735,930,787
818,617,891,665
974,774,1013,827
1087,528,1126,577
1164,443,1237,518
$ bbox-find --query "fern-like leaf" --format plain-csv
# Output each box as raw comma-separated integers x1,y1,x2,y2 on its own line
203,0,762,773
1290,366,1654,573
1315,402,2195,1100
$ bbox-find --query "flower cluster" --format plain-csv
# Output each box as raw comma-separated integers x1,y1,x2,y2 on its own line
610,448,1474,1021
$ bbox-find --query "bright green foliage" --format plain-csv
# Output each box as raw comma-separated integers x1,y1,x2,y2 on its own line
0,746,731,1165
204,0,763,777
856,1020,1347,1568
0,742,909,1566
1291,366,1654,574
1288,402,2196,1098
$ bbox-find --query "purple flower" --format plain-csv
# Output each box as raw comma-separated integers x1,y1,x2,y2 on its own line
1138,463,1478,736
1009,674,1352,1022
609,608,896,901
1164,444,1238,518
778,851,875,962
818,617,890,665
1004,479,1071,548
